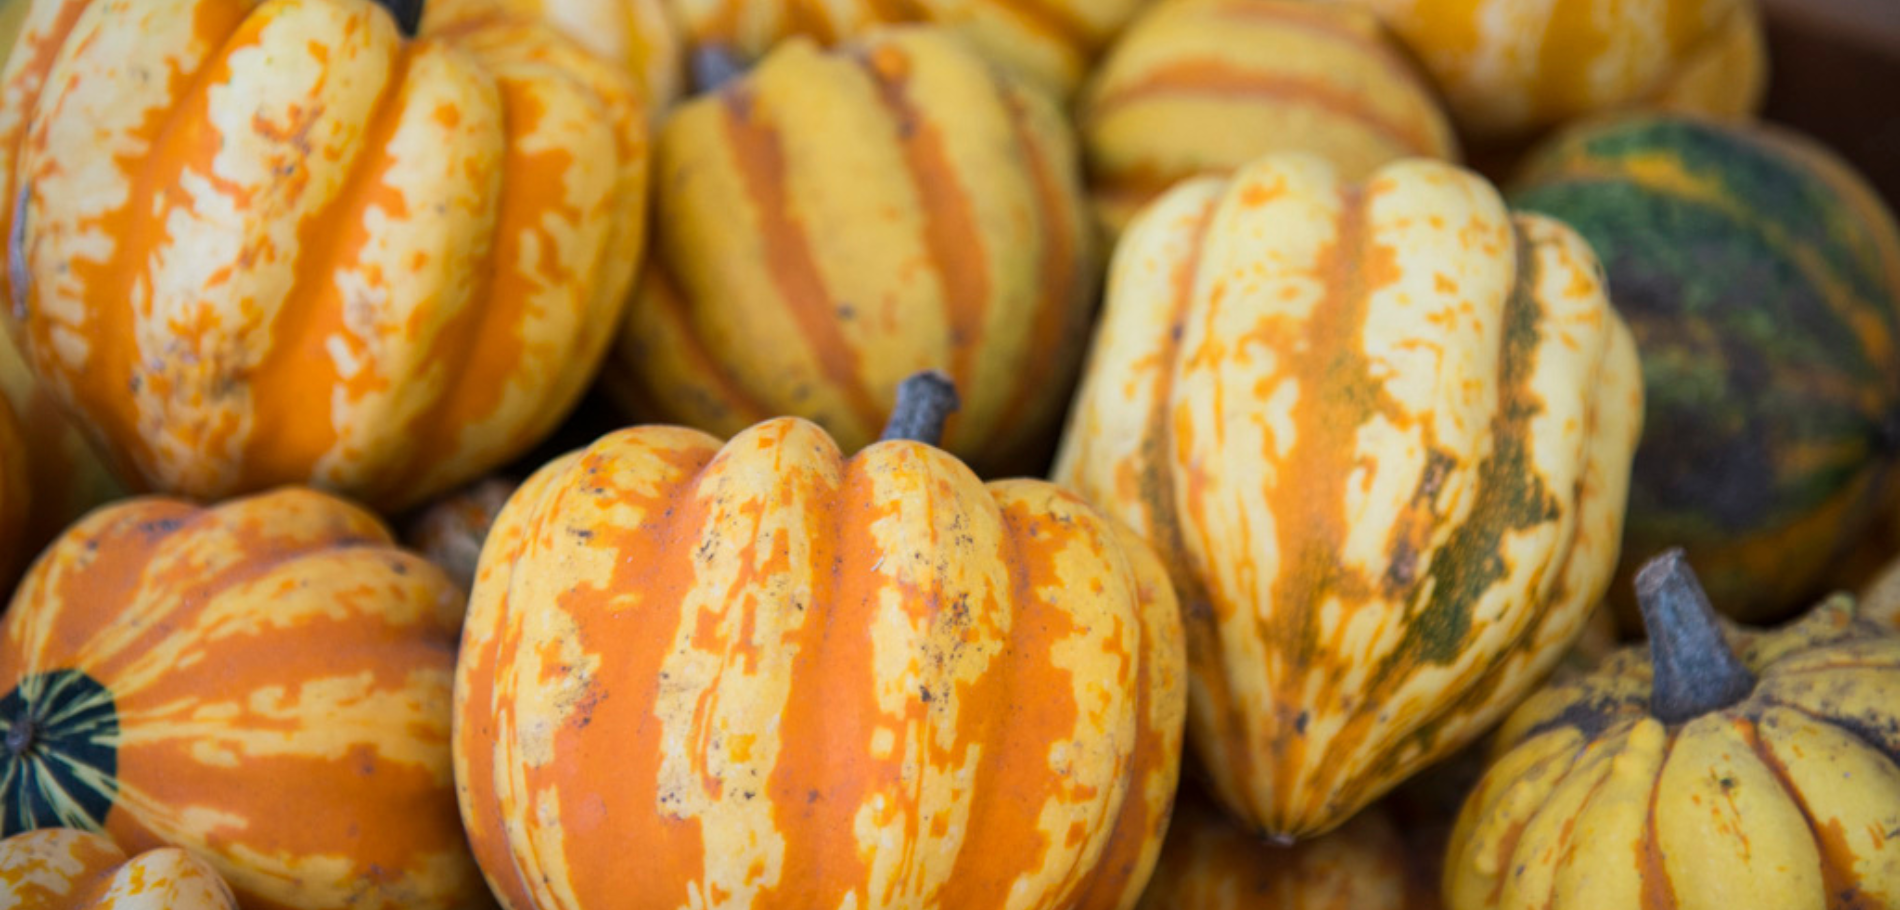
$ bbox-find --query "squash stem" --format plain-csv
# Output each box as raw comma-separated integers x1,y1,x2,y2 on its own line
690,45,751,94
1636,549,1757,724
880,371,960,447
378,0,424,38
4,715,34,757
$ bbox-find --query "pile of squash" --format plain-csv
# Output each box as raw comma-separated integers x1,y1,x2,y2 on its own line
0,0,1894,907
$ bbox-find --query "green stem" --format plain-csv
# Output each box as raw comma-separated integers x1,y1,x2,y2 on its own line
1635,549,1757,724
881,371,960,446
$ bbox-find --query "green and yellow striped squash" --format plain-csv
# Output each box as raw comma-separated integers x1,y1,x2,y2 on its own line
1053,153,1645,839
1080,0,1457,238
1510,114,1900,627
608,27,1097,476
0,489,485,910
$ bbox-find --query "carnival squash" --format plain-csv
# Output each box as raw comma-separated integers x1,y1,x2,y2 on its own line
454,374,1187,910
0,828,235,910
1446,550,1900,909
608,27,1097,476
1135,792,1429,910
0,0,649,512
667,0,1147,96
1510,114,1900,627
0,489,485,910
404,476,515,593
1053,153,1644,839
1081,0,1457,237
1327,0,1765,143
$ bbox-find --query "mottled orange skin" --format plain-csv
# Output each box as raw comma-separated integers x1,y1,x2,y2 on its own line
0,0,648,512
453,418,1187,910
0,828,236,910
0,489,487,910
1136,794,1431,910
610,28,1097,477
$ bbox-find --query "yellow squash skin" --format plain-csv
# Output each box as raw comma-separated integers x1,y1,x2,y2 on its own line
667,0,1146,96
1052,154,1645,839
609,28,1097,476
1329,0,1764,143
458,0,681,117
1081,0,1458,238
453,417,1187,910
0,828,236,910
1135,794,1428,910
0,489,486,910
1446,592,1900,910
0,0,649,512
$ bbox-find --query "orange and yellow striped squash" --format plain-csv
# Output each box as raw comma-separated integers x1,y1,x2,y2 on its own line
667,0,1147,96
1,828,236,910
1052,153,1645,839
1446,552,1900,909
453,385,1188,910
608,27,1097,476
457,0,682,117
0,489,486,910
1135,794,1429,910
1327,0,1765,143
0,0,649,512
1080,0,1458,237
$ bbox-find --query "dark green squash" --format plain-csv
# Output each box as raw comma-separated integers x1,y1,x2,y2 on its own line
1510,114,1900,626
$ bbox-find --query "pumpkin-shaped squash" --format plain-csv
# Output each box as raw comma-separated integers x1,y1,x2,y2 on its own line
454,374,1187,910
404,475,516,593
0,828,236,910
668,0,1147,96
1080,0,1458,238
0,489,485,910
456,0,681,118
1136,792,1429,910
607,27,1097,476
0,0,648,512
1327,0,1764,143
1053,153,1644,839
1509,115,1900,627
1446,550,1900,909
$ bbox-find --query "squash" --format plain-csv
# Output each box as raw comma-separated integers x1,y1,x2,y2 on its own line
1446,550,1900,909
1080,0,1457,238
404,476,516,593
1327,0,1765,143
1510,114,1900,627
454,373,1187,910
607,27,1097,477
667,0,1148,96
453,0,681,117
0,489,485,910
1136,792,1428,910
0,828,235,910
1052,153,1644,839
0,0,649,512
